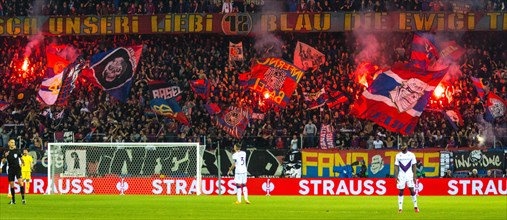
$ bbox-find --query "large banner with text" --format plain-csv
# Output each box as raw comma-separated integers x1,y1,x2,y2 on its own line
302,149,441,178
1,12,506,36
1,177,505,196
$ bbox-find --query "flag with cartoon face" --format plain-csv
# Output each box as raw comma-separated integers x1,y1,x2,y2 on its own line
352,63,448,135
82,46,143,102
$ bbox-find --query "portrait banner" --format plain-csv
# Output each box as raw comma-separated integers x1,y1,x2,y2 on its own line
293,41,325,71
82,45,143,102
351,63,448,135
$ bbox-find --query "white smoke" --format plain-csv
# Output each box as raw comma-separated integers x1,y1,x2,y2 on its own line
23,0,46,58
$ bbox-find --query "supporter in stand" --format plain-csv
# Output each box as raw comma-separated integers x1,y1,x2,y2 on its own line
0,21,506,151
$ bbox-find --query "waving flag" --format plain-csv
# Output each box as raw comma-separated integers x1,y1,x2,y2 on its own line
293,41,325,71
238,72,251,87
471,77,488,101
229,42,244,61
205,103,221,115
215,105,251,139
54,58,86,106
148,80,188,124
150,98,189,125
443,109,464,131
37,73,63,105
351,63,448,135
303,88,327,110
37,46,72,105
438,41,466,62
189,79,210,100
148,80,182,101
326,90,348,109
410,33,440,70
484,92,506,123
247,58,304,108
82,46,143,102
0,101,9,111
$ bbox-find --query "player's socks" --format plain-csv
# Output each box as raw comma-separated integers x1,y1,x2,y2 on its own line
411,195,417,208
20,185,25,200
10,187,15,203
398,196,403,210
243,187,249,202
236,188,242,203
26,181,30,194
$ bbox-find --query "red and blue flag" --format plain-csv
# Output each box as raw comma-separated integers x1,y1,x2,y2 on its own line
410,32,440,70
247,58,304,108
471,77,488,101
351,63,448,135
215,106,251,139
189,79,210,100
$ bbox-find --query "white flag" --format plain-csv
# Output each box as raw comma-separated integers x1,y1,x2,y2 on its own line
229,42,244,61
293,41,325,71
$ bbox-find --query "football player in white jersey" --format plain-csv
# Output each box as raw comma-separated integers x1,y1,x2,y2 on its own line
228,144,250,204
394,143,419,213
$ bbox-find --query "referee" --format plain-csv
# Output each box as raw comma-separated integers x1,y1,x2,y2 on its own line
1,139,25,204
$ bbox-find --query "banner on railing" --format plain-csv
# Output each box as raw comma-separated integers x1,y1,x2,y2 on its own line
1,12,506,36
1,177,505,196
302,149,440,178
453,150,505,171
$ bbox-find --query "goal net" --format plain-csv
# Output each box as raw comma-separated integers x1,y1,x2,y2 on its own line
47,142,204,195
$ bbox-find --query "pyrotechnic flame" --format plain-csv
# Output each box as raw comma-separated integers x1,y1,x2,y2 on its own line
434,83,445,99
353,62,379,88
22,58,29,71
264,92,270,99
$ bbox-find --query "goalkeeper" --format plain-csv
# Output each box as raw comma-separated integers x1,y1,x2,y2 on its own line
21,149,34,193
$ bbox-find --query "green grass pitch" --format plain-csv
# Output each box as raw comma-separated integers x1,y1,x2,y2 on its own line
1,195,506,220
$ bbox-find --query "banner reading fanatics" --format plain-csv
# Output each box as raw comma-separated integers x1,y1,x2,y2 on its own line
1,12,507,36
2,177,505,196
302,149,441,178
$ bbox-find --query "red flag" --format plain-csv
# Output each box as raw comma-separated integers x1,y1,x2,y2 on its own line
248,58,304,108
351,63,448,135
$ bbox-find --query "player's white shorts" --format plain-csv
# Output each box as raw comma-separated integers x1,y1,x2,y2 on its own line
234,173,247,185
397,175,415,189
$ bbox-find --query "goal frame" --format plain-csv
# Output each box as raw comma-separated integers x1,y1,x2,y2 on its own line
47,142,202,195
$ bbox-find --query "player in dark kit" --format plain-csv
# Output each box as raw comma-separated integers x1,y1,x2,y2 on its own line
1,139,26,204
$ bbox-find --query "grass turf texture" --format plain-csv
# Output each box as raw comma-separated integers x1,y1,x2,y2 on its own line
1,195,506,220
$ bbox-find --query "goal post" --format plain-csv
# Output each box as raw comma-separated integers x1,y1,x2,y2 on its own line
47,142,204,195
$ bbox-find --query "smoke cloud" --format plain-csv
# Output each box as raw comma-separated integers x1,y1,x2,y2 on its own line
251,1,285,59
23,0,46,58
